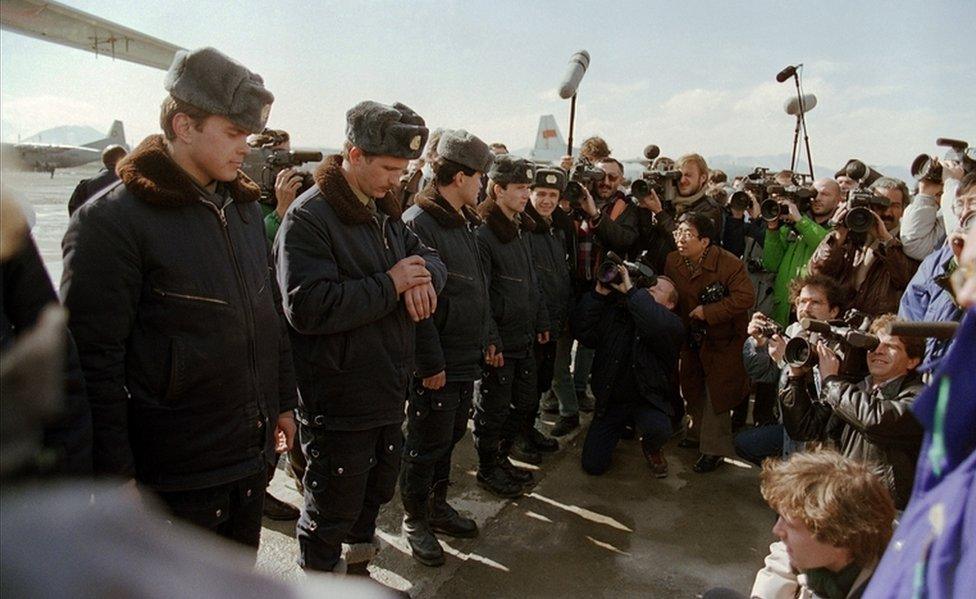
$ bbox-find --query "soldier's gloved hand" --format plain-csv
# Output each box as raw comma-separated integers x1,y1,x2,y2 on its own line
404,281,437,322
388,256,432,294
422,370,446,390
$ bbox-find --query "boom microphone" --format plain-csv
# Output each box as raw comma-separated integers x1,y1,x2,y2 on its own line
776,64,799,83
558,50,591,99
643,145,660,160
885,321,960,340
784,94,818,116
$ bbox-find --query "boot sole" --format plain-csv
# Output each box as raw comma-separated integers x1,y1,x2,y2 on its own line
476,478,523,499
431,524,479,539
410,551,446,567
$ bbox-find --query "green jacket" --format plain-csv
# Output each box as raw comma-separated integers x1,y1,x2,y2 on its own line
762,216,828,325
261,203,281,244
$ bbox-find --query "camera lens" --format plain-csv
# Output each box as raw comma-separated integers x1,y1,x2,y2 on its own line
760,199,782,221
564,181,583,206
785,337,817,368
597,261,621,285
910,154,942,183
845,206,875,234
630,179,649,199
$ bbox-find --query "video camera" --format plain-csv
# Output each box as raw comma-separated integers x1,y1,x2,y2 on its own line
840,159,883,188
841,189,890,235
784,309,878,380
596,250,657,288
241,147,322,202
760,185,816,222
629,169,681,210
563,158,605,209
911,138,976,184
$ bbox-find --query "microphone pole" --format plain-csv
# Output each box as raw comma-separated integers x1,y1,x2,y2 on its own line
567,93,577,157
791,67,814,179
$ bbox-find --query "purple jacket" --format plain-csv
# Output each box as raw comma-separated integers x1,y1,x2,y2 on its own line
864,308,976,598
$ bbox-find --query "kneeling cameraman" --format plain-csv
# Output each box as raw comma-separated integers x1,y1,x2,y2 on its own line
780,314,925,509
573,263,684,477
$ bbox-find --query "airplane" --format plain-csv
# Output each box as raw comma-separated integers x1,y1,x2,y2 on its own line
1,120,128,176
522,115,649,184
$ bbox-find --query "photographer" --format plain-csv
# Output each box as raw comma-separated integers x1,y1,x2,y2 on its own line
578,157,640,256
899,172,976,372
574,266,683,478
901,157,966,260
634,154,724,246
808,177,920,317
763,178,840,326
779,314,925,509
247,128,315,243
735,274,846,465
664,213,755,473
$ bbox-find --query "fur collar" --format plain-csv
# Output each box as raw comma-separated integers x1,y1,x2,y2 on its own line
313,154,402,225
116,134,259,207
415,185,481,229
477,196,534,243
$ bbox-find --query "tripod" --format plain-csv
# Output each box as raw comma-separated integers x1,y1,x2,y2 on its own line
787,69,814,179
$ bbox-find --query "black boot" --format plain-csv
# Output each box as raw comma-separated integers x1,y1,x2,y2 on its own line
528,428,559,452
428,479,478,538
499,456,533,483
509,436,542,464
476,458,523,498
551,414,579,437
401,495,445,567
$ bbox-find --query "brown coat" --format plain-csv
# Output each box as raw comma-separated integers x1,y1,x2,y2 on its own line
807,230,920,317
664,246,754,411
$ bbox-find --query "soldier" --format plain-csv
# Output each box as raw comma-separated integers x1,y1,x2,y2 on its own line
474,156,550,498
523,168,575,437
399,129,494,567
61,47,296,551
275,101,446,576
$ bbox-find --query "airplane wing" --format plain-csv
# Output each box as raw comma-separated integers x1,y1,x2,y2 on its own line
0,0,184,70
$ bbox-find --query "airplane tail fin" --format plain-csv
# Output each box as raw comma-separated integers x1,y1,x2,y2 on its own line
83,120,127,151
530,115,566,161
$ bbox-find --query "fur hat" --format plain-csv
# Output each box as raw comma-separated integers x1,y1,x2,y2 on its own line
436,129,493,174
488,155,535,185
346,101,428,159
164,47,274,133
532,167,567,192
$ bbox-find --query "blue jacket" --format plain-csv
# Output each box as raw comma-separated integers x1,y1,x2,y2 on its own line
898,244,963,372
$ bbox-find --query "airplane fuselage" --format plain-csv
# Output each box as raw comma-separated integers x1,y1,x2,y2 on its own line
1,142,101,173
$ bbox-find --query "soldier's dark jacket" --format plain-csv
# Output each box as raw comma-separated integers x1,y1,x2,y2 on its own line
62,135,298,491
402,186,488,381
476,197,549,356
523,202,574,331
275,155,446,430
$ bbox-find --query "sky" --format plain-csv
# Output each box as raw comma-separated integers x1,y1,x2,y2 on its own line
2,0,974,172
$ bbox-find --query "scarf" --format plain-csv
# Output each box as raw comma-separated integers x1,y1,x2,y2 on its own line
804,562,862,599
673,187,707,215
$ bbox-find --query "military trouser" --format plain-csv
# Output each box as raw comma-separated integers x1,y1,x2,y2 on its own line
400,380,474,500
295,418,402,572
473,354,538,469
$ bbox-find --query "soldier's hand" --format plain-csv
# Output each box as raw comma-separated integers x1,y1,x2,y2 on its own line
422,370,447,390
275,411,296,452
388,256,431,294
274,168,303,217
404,282,437,322
485,344,505,368
537,331,550,344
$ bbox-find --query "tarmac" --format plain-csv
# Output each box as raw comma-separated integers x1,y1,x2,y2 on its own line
257,410,776,598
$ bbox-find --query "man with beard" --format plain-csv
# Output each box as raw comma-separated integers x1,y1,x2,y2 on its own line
275,100,446,576
809,177,920,317
399,130,494,567
637,153,724,248
474,155,550,497
735,274,846,466
664,213,754,473
763,178,840,326
523,168,576,437
578,157,640,257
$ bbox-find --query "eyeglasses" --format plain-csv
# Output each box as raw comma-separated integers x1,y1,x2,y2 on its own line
673,229,700,240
